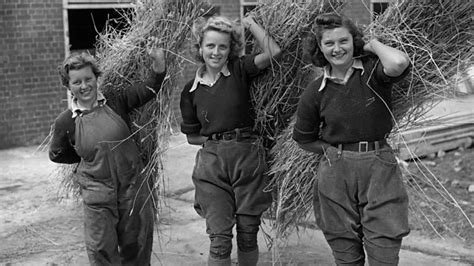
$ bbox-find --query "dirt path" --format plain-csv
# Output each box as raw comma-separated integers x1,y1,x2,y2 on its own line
1,135,473,265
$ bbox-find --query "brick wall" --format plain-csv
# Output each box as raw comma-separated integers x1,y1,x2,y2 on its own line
343,0,372,26
0,0,65,149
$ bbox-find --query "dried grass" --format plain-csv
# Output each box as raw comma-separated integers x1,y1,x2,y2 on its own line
248,0,473,242
248,0,344,147
95,0,212,217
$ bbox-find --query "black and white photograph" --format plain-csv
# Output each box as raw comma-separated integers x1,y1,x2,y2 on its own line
0,0,473,265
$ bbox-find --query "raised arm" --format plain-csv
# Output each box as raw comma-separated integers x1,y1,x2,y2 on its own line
364,39,409,77
120,47,167,111
242,16,281,70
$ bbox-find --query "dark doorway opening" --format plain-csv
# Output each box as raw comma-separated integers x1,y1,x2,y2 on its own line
68,8,131,53
372,2,389,19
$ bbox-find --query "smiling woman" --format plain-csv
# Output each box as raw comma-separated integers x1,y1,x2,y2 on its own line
293,12,411,266
179,15,281,266
319,27,354,79
49,50,166,265
199,30,231,83
68,67,99,109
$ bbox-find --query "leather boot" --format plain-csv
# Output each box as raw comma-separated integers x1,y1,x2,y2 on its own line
237,249,258,266
208,256,231,266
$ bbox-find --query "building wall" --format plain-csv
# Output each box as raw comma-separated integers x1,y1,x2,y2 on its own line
0,0,66,149
343,0,372,26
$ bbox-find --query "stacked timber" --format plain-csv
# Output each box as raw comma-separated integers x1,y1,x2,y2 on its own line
396,112,474,160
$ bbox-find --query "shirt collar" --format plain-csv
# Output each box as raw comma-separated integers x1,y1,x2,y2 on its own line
318,59,364,92
189,63,231,92
71,90,106,118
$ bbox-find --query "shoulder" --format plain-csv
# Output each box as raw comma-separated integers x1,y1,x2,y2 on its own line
182,79,195,94
101,85,121,104
299,75,324,106
304,76,323,96
52,109,75,134
358,54,382,81
229,55,258,73
360,54,379,70
54,109,74,125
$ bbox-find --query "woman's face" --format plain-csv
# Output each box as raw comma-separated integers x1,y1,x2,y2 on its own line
68,65,98,107
200,30,231,72
319,26,354,69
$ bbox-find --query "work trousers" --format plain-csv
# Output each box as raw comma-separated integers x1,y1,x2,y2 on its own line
314,146,410,265
75,105,154,266
192,137,272,261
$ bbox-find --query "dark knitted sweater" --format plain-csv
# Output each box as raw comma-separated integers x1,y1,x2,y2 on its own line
293,56,409,145
179,55,260,136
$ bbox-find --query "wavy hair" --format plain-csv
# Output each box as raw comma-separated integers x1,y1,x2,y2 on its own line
303,13,366,67
191,16,244,62
58,52,102,87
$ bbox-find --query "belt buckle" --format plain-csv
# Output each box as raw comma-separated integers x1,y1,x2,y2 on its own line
359,141,369,152
212,133,222,140
222,132,233,140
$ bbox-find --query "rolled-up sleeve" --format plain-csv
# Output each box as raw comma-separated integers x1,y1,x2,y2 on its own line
49,111,81,164
179,82,201,135
374,58,411,84
293,82,321,144
240,54,261,78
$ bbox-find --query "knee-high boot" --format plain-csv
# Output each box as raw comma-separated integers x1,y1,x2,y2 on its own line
208,255,231,266
237,249,258,266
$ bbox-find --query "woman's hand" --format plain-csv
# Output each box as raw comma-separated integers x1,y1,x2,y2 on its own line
363,39,376,53
242,15,256,30
148,37,166,74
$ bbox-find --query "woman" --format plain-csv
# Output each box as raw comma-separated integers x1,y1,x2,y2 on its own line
293,13,410,265
49,47,166,265
179,15,281,265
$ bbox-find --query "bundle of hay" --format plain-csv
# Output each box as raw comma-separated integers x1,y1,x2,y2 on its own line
366,0,473,131
366,0,473,240
94,0,211,214
248,0,344,148
242,0,344,242
249,0,472,240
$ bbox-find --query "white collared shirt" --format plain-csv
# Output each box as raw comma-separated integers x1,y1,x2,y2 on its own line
189,64,231,92
318,59,365,92
70,91,107,118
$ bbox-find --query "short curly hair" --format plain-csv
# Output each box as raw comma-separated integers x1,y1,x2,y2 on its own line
303,13,366,67
58,52,102,88
191,16,244,62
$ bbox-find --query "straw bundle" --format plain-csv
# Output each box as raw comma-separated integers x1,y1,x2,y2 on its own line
366,0,473,131
248,0,344,148
243,0,344,241
368,0,473,240
249,0,473,239
94,0,211,214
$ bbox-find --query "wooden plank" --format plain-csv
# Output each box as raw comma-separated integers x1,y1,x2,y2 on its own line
395,110,474,160
397,137,472,160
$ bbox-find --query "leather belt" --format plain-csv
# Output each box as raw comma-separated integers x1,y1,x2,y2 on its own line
335,140,388,152
209,127,254,141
